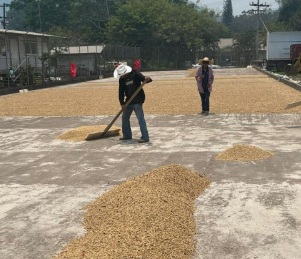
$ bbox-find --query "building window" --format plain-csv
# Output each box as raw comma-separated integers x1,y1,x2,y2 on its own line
25,42,38,55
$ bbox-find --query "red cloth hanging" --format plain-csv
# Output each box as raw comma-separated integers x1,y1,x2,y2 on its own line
134,59,141,71
70,63,77,78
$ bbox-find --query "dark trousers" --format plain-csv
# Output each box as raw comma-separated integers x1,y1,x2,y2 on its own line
199,92,210,112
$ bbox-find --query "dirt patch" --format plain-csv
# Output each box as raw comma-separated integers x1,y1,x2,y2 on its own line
57,125,121,142
216,144,274,162
53,164,210,259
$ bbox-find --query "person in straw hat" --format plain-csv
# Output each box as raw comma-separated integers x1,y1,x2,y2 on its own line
114,64,152,143
195,57,214,115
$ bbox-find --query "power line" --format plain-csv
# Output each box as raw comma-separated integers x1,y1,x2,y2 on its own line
249,1,270,60
259,16,269,32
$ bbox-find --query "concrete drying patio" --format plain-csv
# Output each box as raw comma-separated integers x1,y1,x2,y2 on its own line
0,113,301,259
1,68,301,258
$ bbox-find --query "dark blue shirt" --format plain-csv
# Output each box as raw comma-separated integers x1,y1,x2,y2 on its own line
202,68,209,91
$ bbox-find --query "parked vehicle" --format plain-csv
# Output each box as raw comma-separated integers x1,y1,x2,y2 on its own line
264,31,301,72
290,44,301,64
210,65,221,69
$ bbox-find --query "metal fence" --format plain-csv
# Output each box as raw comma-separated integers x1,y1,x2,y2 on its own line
0,40,232,95
100,42,217,71
140,43,198,70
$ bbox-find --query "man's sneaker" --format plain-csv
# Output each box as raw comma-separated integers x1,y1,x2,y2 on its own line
138,139,149,143
119,137,132,140
204,111,209,116
197,111,206,115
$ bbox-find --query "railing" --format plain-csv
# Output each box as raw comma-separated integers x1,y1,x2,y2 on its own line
12,72,22,83
14,56,29,73
13,56,30,83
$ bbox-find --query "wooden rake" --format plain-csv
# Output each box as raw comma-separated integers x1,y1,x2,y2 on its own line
285,100,301,110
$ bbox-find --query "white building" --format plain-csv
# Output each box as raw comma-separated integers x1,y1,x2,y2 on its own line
55,44,140,76
218,38,235,66
0,29,51,75
55,45,105,75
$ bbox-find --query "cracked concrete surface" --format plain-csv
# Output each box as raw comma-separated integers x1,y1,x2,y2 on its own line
0,184,110,259
0,114,300,258
194,182,301,259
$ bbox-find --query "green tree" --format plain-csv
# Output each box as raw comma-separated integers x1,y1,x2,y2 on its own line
168,0,188,4
7,8,30,31
8,0,227,49
222,0,233,26
233,30,256,66
278,0,301,30
8,0,118,41
71,0,122,42
230,10,279,33
264,20,288,32
106,0,227,47
9,0,75,32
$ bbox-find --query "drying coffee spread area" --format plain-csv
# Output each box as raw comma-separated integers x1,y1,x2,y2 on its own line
0,69,301,116
1,68,301,259
54,165,210,259
215,144,275,162
57,125,121,142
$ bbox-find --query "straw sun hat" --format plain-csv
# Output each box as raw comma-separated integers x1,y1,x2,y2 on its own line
198,57,214,65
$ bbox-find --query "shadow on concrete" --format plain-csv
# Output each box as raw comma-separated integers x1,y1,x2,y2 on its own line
118,139,153,146
286,126,301,129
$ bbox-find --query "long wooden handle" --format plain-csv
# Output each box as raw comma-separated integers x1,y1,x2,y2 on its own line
285,100,301,110
101,81,147,137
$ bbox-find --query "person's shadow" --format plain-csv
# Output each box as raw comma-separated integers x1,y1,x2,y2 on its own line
197,113,216,116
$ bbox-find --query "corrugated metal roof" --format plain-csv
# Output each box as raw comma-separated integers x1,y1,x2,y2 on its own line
0,29,56,37
55,45,106,55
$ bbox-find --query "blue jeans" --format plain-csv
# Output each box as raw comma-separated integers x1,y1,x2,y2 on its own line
200,92,210,112
122,104,149,140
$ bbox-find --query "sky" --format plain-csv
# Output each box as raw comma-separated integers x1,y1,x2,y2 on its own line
0,0,9,5
194,0,279,16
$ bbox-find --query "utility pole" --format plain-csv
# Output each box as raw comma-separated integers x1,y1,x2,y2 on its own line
37,0,42,32
105,0,110,18
249,1,270,60
0,3,9,29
